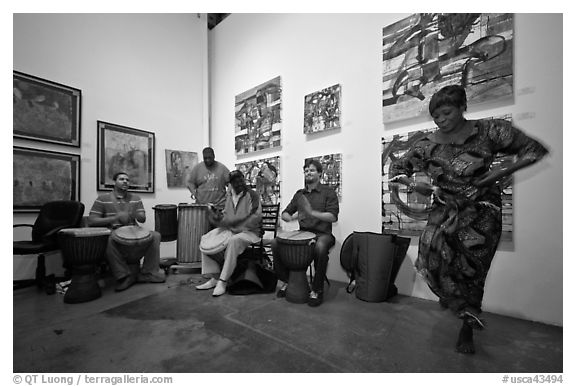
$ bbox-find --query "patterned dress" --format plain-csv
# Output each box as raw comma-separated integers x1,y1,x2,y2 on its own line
390,119,548,317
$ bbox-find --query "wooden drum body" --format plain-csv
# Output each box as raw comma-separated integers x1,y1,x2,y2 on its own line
153,204,178,242
110,225,153,266
276,230,316,304
177,204,209,264
58,227,111,304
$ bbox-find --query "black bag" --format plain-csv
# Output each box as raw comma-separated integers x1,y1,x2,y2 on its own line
227,258,278,295
340,231,410,302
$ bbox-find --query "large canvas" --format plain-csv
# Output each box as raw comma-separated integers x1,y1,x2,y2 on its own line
13,147,80,212
304,84,341,134
381,115,514,249
236,156,281,205
235,76,282,155
97,121,155,193
165,149,198,188
13,71,81,147
306,154,342,201
382,13,514,123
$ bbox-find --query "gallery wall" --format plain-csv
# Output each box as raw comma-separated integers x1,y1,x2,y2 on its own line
13,13,209,278
208,13,563,325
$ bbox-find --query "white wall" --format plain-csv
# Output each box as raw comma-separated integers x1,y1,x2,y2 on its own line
13,13,208,277
209,13,563,326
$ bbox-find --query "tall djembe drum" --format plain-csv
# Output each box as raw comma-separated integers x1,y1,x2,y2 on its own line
58,227,111,304
176,203,209,267
275,230,317,304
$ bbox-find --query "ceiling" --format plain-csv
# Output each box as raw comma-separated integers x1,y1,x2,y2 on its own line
207,13,230,30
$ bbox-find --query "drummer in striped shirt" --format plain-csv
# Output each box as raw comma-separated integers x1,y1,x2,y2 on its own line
88,171,165,292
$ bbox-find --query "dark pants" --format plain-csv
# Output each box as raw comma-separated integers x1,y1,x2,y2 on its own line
272,232,335,293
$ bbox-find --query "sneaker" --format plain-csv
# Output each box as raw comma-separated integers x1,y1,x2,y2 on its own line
195,277,217,290
276,283,288,298
307,291,323,307
136,272,166,283
115,275,135,292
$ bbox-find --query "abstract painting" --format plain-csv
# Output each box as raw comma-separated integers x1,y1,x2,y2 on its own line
97,121,155,193
13,71,81,147
382,13,514,123
381,114,514,249
13,147,80,212
306,153,342,201
235,76,282,155
236,156,281,205
165,149,198,188
304,84,341,134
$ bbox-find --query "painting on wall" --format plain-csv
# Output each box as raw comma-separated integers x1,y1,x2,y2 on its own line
13,147,80,212
381,114,514,249
97,121,155,193
236,156,281,205
306,153,342,201
165,149,198,188
235,76,282,155
382,13,514,123
13,71,81,147
304,84,341,134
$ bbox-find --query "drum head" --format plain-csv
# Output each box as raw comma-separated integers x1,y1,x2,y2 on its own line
113,225,150,241
200,228,233,254
59,227,111,237
277,230,316,241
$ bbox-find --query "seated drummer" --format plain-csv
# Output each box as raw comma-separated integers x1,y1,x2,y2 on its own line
195,170,263,297
272,159,339,307
87,171,165,292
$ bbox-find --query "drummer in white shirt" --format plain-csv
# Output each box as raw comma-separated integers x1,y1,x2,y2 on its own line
272,159,339,307
195,170,263,297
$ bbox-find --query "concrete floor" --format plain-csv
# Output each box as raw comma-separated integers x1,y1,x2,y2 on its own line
13,272,562,373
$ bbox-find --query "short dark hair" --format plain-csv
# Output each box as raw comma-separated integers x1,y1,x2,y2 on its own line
202,147,215,155
229,170,244,182
303,159,323,174
113,171,129,181
428,84,467,115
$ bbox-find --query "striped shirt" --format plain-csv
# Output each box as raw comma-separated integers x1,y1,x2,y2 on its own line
89,191,145,229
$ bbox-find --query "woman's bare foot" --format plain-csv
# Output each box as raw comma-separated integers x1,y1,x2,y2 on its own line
456,322,475,354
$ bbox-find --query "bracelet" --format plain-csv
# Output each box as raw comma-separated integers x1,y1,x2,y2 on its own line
409,181,417,189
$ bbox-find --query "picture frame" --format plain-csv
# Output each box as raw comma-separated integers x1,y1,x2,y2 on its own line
13,71,81,147
165,149,198,188
13,146,81,212
97,121,155,193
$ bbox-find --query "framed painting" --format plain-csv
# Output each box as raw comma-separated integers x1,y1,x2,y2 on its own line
165,149,198,188
13,71,81,147
236,156,281,205
235,76,282,155
97,121,155,193
381,114,514,249
13,147,80,212
304,84,341,134
382,13,514,123
306,153,342,201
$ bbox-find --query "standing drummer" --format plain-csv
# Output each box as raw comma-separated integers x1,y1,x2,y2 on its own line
272,159,339,307
87,171,165,292
187,147,230,210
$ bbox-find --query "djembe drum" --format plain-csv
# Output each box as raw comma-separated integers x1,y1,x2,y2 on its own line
199,228,233,265
58,227,111,304
177,203,209,264
110,225,153,277
275,230,317,304
153,204,178,241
